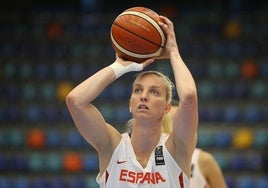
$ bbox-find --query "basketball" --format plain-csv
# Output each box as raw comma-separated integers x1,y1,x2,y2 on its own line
110,7,166,62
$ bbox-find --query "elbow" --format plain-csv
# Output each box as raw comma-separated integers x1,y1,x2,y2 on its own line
65,92,79,109
181,88,198,105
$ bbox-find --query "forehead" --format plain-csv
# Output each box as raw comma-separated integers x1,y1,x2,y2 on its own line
134,74,165,88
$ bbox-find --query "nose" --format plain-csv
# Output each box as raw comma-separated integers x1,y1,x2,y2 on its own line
140,91,148,102
140,96,148,102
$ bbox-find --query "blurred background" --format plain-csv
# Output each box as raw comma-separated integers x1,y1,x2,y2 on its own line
0,0,267,187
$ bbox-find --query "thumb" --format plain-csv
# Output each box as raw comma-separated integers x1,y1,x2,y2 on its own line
142,58,155,68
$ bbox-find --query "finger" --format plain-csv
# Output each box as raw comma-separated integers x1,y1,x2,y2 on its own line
142,58,155,68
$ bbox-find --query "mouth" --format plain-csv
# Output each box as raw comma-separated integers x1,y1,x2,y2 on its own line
138,104,149,110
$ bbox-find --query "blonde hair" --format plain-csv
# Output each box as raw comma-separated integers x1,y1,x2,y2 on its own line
126,71,174,134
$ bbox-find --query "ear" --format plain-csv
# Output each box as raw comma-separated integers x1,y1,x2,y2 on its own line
163,103,171,115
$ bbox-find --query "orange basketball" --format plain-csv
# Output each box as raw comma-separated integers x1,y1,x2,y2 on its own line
110,7,166,62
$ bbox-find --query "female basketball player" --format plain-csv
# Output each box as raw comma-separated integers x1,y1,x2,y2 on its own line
190,148,227,188
66,16,198,188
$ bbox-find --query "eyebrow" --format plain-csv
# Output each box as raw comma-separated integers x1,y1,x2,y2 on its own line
133,84,161,89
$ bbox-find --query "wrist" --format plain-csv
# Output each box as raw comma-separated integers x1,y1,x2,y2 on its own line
109,61,125,79
109,60,143,79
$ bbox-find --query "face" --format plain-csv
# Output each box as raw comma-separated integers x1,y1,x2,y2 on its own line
129,74,170,121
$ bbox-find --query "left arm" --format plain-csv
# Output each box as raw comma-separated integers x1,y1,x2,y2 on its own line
160,16,198,177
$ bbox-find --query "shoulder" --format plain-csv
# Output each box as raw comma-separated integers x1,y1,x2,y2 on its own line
198,150,215,165
198,150,220,177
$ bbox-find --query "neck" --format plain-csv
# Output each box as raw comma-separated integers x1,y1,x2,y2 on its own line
130,121,162,153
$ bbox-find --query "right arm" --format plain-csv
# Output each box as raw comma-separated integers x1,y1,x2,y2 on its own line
65,57,154,174
65,65,121,173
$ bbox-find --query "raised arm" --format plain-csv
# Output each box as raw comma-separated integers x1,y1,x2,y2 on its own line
65,56,154,174
65,64,120,153
159,16,198,175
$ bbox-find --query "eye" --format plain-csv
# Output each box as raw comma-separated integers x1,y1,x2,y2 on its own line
133,87,142,94
150,89,160,96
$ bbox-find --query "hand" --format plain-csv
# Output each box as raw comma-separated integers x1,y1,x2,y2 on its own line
109,54,155,78
158,16,179,59
115,54,155,69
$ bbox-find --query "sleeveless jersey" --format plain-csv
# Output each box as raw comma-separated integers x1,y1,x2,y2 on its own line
97,133,189,188
189,148,208,188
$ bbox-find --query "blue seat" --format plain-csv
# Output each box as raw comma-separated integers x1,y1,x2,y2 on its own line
224,105,241,122
191,42,207,57
247,153,264,171
67,131,87,148
198,107,209,121
19,63,33,79
4,85,19,101
0,131,7,147
262,107,268,122
189,62,206,79
224,61,239,78
83,154,99,172
254,130,268,148
99,105,115,122
244,41,259,57
28,153,45,172
214,131,232,147
233,81,250,99
213,152,229,170
115,106,131,122
32,177,49,188
25,105,42,122
49,178,66,188
227,41,243,57
40,83,56,101
225,176,236,188
43,106,59,121
35,44,52,58
211,41,226,56
215,81,232,99
46,153,62,172
54,62,67,80
68,177,86,188
230,154,247,171
244,106,261,123
260,61,268,77
0,43,14,58
207,106,224,122
0,155,9,171
3,61,16,78
0,107,7,122
197,131,215,148
236,176,254,188
13,177,29,188
251,81,267,99
111,81,130,100
7,105,21,121
34,63,51,80
207,60,224,79
198,81,215,100
52,44,68,58
69,63,86,80
10,154,28,171
85,176,99,188
9,129,24,148
256,176,268,188
46,131,62,148
59,107,72,122
22,84,36,100
0,177,9,188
